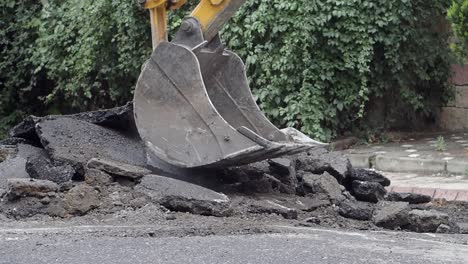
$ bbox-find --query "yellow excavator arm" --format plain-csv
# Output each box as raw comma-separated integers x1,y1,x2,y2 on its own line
142,0,245,48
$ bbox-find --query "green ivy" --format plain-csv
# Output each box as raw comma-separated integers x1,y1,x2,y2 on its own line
449,0,468,59
222,0,453,141
33,0,151,110
0,1,44,138
0,0,454,141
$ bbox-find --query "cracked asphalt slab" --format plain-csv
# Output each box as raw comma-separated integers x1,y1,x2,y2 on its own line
0,224,467,264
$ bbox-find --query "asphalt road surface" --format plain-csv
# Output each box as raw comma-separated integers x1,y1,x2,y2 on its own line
0,225,467,264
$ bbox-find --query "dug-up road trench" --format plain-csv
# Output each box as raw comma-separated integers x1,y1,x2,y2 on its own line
1,103,468,263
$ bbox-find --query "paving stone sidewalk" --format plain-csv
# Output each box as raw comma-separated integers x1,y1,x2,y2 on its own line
343,132,468,201
344,132,468,174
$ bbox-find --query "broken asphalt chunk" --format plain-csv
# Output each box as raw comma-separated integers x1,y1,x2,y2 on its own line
386,192,432,204
10,103,135,141
294,149,351,183
87,158,152,180
406,209,454,233
6,178,59,200
26,150,76,184
338,200,374,221
84,168,113,186
372,201,410,230
64,184,100,215
70,102,136,132
36,117,147,175
247,200,298,219
9,116,41,142
302,172,345,204
267,158,297,194
349,168,390,187
351,180,386,203
136,175,231,216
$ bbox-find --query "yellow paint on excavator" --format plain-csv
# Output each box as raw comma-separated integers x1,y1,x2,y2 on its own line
144,0,243,47
191,0,233,31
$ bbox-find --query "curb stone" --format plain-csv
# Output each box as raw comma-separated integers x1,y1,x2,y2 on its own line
387,186,468,202
374,156,446,173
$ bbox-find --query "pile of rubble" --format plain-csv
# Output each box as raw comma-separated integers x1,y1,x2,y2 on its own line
0,104,463,234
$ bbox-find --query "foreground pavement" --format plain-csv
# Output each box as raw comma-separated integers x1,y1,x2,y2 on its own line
0,224,467,264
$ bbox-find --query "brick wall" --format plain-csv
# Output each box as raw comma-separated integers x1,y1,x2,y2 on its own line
439,64,468,131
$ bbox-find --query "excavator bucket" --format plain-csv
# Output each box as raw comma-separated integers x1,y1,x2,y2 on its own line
134,18,326,168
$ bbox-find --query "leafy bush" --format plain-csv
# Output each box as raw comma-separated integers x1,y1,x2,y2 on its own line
33,0,151,110
0,0,151,138
0,0,454,141
0,1,44,137
449,0,468,59
222,0,453,140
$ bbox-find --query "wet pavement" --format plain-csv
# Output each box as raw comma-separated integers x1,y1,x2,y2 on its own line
345,132,468,174
344,132,468,201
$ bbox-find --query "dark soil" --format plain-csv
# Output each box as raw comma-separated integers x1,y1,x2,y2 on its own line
1,103,467,237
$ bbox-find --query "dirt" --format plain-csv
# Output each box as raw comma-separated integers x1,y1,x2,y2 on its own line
1,103,467,238
0,195,380,239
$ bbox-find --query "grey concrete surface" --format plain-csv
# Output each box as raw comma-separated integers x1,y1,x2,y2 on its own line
343,132,468,201
0,225,467,264
344,132,468,174
383,172,468,191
